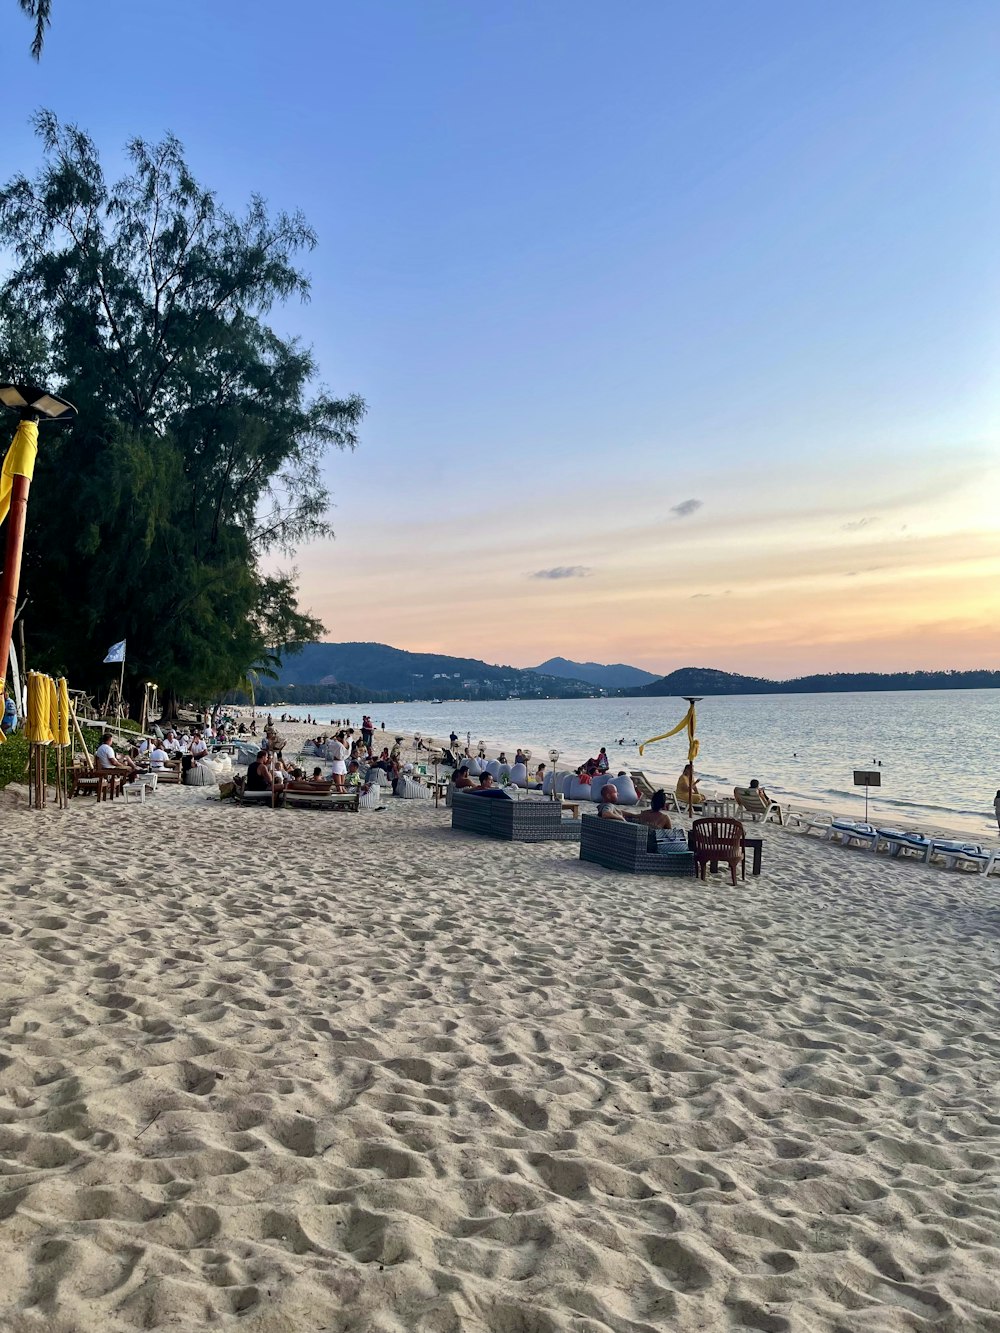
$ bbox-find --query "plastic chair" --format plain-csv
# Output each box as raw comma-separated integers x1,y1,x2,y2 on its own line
690,817,746,885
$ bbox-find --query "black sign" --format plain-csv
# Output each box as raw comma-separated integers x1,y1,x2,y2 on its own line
854,770,881,787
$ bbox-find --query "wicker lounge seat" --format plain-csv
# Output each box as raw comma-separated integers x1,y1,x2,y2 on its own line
451,791,580,842
580,815,696,875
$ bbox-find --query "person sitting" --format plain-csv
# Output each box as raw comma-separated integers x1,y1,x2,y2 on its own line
676,763,704,808
735,777,770,804
468,772,510,799
452,765,475,791
596,747,610,773
514,748,527,766
287,766,335,793
532,762,546,788
497,751,508,765
597,783,626,820
637,790,672,829
576,766,593,785
148,742,169,771
244,751,274,792
95,732,137,780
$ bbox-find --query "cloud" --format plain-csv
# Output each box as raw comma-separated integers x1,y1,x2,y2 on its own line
670,498,703,519
689,592,711,599
529,565,592,580
841,516,880,531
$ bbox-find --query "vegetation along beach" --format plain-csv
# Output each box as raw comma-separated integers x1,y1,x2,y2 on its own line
0,4,997,1331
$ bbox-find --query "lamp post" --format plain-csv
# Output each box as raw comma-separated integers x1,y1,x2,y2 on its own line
548,747,560,802
0,384,76,685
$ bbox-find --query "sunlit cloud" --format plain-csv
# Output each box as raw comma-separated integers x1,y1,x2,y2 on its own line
670,498,703,519
529,566,592,580
842,516,880,531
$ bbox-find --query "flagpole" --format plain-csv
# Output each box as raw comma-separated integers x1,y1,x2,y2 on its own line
119,655,125,723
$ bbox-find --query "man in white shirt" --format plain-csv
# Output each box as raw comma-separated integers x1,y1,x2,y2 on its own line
189,731,208,762
149,744,168,771
163,731,180,754
95,733,137,778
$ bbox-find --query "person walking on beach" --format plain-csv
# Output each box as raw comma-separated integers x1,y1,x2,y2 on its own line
994,789,1000,835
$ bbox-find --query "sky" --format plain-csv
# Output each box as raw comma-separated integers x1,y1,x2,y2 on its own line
4,0,999,678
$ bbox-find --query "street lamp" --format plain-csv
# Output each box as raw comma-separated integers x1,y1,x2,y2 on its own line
548,748,560,802
0,384,76,684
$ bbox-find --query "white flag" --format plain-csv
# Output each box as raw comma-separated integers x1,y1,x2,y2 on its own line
103,639,126,664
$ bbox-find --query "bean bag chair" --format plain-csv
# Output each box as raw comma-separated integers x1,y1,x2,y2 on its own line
395,775,430,800
508,763,528,788
464,757,483,777
484,759,502,778
608,775,639,806
184,760,216,787
564,777,592,802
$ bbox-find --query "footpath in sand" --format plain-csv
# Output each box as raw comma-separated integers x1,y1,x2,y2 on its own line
0,783,997,1331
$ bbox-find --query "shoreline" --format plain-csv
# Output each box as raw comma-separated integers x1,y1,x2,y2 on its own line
254,715,998,846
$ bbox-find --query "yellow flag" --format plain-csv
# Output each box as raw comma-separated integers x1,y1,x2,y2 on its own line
0,420,38,528
638,703,694,757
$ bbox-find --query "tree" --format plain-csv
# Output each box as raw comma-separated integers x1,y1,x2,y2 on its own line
17,0,51,58
0,113,364,713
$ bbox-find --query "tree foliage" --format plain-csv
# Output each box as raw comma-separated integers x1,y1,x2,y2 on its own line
17,0,51,58
0,113,364,708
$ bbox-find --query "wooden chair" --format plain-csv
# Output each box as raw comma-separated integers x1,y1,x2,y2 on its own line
690,817,746,885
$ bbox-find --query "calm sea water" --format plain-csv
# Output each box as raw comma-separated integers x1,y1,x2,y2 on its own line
271,691,1000,837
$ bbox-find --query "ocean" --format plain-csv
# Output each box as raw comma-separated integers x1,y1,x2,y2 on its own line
266,690,999,838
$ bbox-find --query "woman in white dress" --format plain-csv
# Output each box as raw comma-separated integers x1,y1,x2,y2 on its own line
329,730,349,793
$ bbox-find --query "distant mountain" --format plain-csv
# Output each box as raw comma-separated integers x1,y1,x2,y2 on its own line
273,642,598,701
534,656,659,689
628,666,1000,697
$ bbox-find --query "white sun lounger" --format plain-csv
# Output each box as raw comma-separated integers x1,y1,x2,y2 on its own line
875,829,933,862
928,840,999,876
827,819,879,851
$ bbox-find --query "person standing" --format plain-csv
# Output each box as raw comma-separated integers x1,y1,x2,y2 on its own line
329,730,349,793
994,789,1000,835
361,714,374,750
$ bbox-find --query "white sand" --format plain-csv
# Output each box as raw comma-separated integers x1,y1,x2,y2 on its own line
0,760,997,1331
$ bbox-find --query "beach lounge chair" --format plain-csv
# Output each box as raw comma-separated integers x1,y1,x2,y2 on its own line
928,840,999,875
788,811,833,837
826,820,879,851
630,769,659,802
690,817,746,885
875,829,932,862
733,787,784,826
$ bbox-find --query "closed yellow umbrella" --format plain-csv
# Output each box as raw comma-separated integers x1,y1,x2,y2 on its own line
47,674,58,744
57,678,70,747
25,672,45,744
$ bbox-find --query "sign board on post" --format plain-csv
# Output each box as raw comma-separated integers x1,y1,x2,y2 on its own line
853,769,881,821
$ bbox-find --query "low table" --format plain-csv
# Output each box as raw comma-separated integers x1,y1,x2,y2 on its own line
561,800,581,818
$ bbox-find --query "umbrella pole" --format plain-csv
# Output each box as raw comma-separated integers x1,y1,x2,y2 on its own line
0,473,31,685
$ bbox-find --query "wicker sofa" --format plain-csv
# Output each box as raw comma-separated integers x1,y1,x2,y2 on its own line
451,791,580,842
580,815,696,875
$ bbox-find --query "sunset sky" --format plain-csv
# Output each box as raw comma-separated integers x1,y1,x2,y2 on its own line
6,1,999,678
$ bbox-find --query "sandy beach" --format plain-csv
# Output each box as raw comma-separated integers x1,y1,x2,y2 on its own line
0,740,998,1332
